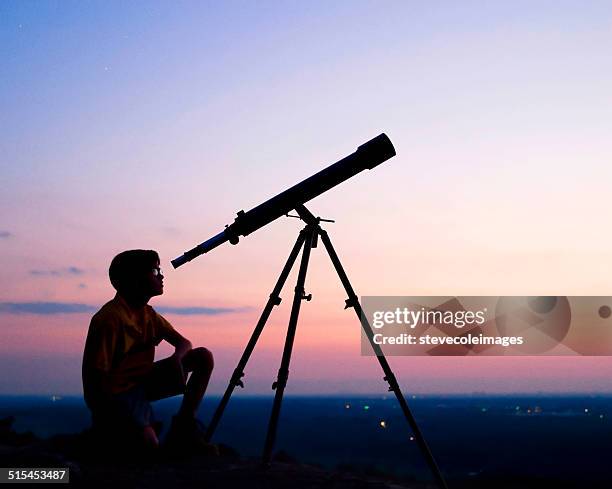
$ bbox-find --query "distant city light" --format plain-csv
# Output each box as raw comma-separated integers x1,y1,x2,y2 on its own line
345,403,351,409
409,436,415,441
380,420,386,428
364,405,370,411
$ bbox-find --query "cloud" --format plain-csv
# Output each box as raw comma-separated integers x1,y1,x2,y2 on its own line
0,231,11,239
156,306,251,316
0,302,96,315
30,270,60,276
29,267,85,277
0,302,250,316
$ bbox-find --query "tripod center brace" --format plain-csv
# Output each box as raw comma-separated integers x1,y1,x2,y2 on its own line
204,204,448,489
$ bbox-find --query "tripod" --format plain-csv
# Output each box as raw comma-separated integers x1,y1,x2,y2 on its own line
204,204,448,489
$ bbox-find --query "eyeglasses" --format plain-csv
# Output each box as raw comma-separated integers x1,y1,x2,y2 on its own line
152,267,163,277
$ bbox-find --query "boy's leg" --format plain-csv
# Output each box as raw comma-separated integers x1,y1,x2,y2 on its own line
177,347,214,419
162,348,218,454
142,424,159,448
92,386,158,450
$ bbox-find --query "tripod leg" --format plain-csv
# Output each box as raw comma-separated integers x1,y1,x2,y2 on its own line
205,231,308,442
318,229,448,489
262,226,316,464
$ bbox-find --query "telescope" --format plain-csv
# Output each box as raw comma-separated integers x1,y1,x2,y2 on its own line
171,133,396,268
172,133,448,488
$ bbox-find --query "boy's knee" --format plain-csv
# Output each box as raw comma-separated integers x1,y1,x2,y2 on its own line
191,347,214,371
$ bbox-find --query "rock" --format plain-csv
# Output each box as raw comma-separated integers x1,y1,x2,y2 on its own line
0,418,421,489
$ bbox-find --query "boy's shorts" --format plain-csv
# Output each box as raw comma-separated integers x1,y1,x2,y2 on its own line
93,356,186,431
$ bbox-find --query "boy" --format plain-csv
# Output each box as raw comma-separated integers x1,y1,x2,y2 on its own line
82,249,214,450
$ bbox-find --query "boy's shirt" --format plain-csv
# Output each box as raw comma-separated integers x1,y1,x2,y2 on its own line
82,294,176,407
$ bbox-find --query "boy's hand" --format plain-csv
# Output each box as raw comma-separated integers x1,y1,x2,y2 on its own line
170,338,192,385
163,328,193,361
168,354,187,386
172,339,193,362
162,329,192,385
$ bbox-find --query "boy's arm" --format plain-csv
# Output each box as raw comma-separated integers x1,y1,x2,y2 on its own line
161,327,193,362
87,370,115,399
82,317,118,408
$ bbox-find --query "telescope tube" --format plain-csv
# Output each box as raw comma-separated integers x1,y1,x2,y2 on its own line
172,133,395,268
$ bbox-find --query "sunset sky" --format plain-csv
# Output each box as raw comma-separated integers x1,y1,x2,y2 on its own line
2,1,612,395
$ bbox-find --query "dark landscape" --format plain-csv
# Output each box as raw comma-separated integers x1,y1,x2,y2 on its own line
1,394,610,488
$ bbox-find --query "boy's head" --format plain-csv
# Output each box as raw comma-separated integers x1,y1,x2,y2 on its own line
109,249,164,298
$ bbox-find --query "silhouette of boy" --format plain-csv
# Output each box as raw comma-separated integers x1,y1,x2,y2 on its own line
82,249,214,451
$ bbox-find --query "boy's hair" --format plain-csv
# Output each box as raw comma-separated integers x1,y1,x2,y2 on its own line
109,249,160,292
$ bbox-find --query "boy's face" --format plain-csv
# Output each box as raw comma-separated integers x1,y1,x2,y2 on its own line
140,259,164,298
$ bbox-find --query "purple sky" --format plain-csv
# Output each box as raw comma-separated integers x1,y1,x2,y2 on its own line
2,1,612,395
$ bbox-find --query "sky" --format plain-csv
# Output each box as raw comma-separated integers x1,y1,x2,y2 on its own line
1,1,612,395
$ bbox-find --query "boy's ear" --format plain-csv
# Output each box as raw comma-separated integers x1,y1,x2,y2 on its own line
116,276,141,294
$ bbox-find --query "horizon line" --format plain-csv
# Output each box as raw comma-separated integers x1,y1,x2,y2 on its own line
2,391,612,398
